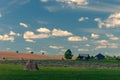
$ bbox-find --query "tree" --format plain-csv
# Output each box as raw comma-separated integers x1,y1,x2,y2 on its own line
42,52,44,55
30,51,34,54
16,50,19,53
64,49,73,59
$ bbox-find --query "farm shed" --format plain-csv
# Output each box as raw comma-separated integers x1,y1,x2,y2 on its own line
95,53,105,59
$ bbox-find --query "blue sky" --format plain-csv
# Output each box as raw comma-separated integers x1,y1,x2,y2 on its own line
0,0,120,56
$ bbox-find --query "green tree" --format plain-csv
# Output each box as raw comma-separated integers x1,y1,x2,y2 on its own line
30,51,34,54
64,49,73,59
16,50,19,53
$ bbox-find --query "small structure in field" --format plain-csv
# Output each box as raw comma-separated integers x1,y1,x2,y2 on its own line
95,53,105,59
24,60,39,70
77,54,90,60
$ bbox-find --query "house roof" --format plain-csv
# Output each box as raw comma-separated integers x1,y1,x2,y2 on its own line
95,53,105,58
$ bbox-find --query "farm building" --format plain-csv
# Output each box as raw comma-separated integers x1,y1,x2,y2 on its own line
95,53,105,59
77,54,90,60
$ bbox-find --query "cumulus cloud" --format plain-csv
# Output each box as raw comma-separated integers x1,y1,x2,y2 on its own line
85,44,90,47
0,34,14,42
9,31,16,36
40,0,48,2
78,17,89,22
9,31,21,36
52,29,73,37
56,0,88,6
95,45,107,49
37,28,50,33
49,45,63,49
95,43,118,50
91,33,99,39
78,48,89,52
23,28,75,42
94,18,103,28
26,47,31,50
95,12,120,28
19,22,28,28
40,50,47,53
95,40,118,50
105,34,119,40
108,43,118,48
68,36,88,42
25,39,35,43
26,47,33,52
24,31,50,39
95,40,108,45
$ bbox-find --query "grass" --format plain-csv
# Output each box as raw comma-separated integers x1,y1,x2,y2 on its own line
0,64,120,80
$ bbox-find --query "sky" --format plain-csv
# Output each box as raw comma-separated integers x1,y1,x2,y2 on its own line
0,0,120,56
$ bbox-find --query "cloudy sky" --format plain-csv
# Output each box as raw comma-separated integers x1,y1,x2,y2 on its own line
0,0,120,56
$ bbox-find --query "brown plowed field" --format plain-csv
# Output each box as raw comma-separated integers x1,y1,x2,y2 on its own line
0,52,64,60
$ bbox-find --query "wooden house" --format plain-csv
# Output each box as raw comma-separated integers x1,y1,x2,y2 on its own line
77,54,90,60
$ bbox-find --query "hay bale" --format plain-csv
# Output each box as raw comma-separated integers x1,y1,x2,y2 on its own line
24,60,39,70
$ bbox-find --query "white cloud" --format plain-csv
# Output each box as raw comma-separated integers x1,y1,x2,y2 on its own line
68,36,88,42
78,48,89,52
78,17,89,22
52,29,73,37
6,48,11,51
0,34,14,42
24,31,50,39
85,44,90,47
91,33,99,39
25,39,35,43
0,13,2,18
9,31,16,36
105,34,119,40
19,22,28,28
95,45,107,49
49,45,63,49
37,28,50,33
95,12,120,28
94,18,104,28
95,43,118,50
108,43,118,48
40,0,48,2
9,31,21,36
56,0,88,6
26,47,31,50
95,39,118,50
45,6,58,12
95,40,108,45
40,50,47,53
26,47,33,52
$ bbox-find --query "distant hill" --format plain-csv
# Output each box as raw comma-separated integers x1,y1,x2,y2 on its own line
0,52,64,60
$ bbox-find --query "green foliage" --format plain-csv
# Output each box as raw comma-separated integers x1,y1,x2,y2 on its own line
30,51,34,54
16,50,19,53
64,49,73,59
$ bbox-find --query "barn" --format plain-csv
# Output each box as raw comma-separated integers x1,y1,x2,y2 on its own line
95,53,105,59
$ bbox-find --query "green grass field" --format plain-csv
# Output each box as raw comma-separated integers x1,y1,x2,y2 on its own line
0,64,120,80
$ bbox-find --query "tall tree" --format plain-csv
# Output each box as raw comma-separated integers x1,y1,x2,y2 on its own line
64,49,73,59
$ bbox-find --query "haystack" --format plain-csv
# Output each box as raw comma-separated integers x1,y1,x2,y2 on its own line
24,60,39,70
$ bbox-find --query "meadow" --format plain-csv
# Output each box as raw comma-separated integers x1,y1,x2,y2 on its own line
0,64,120,80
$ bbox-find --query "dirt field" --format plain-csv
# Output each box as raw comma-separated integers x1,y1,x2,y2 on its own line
0,52,64,60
